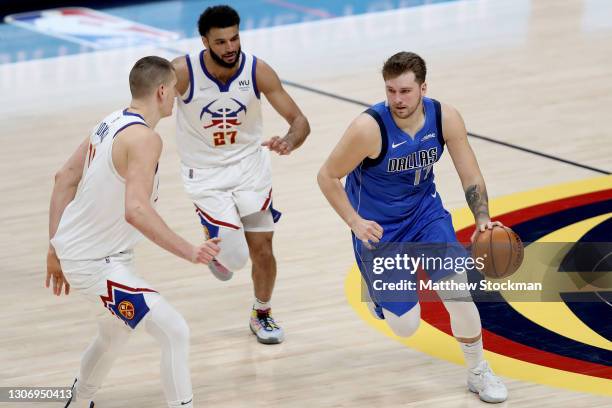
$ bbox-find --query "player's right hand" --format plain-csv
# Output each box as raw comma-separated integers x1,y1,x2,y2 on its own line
350,218,383,249
46,248,70,296
191,237,221,264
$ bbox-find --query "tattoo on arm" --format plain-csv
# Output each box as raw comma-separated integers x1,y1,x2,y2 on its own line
465,184,489,221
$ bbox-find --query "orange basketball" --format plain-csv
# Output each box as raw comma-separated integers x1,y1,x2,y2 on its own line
472,225,524,278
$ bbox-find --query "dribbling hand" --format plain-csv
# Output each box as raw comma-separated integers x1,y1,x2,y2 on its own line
191,237,221,264
470,219,504,243
350,217,384,249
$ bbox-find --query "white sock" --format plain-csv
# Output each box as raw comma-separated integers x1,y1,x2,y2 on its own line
460,337,484,370
254,298,271,311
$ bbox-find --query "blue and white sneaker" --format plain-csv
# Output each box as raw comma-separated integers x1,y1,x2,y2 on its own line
249,308,284,344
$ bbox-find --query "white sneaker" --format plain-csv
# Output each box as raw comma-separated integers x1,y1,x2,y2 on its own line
208,259,233,281
468,361,508,403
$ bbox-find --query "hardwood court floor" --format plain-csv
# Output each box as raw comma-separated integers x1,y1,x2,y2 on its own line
1,0,610,407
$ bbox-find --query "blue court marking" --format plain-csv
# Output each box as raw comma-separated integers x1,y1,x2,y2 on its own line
0,0,459,64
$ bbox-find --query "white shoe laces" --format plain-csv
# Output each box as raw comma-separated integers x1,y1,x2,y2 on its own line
480,363,504,388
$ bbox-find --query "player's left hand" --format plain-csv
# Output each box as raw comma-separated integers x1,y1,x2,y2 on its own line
46,248,70,296
470,219,504,243
262,136,293,155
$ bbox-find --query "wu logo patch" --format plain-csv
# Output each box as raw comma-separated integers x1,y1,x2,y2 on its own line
238,79,251,91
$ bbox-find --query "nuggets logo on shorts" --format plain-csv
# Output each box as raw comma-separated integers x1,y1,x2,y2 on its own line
202,225,210,240
100,280,157,329
118,300,135,320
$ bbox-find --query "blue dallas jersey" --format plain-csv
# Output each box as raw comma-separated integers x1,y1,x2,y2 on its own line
345,97,471,317
345,97,448,230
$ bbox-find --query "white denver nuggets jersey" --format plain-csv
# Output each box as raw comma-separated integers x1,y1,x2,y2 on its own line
176,50,263,167
51,110,158,261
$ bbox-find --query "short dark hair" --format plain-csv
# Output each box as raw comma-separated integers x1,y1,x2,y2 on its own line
129,56,175,99
382,52,427,83
198,5,240,36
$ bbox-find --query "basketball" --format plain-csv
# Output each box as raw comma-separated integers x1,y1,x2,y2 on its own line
472,225,524,279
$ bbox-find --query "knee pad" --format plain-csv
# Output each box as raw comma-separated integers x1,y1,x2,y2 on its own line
242,209,275,232
383,303,421,338
443,301,481,339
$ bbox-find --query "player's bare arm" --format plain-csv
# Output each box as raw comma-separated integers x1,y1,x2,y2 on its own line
171,56,190,97
442,103,501,239
115,125,220,264
317,113,383,246
46,137,89,296
256,59,310,155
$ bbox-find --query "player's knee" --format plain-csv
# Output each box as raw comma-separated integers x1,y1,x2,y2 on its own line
146,299,190,345
389,318,420,338
249,238,274,266
251,247,274,267
165,313,190,345
384,305,421,338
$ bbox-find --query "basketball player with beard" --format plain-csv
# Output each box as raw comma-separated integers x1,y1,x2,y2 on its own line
172,5,310,344
318,52,508,403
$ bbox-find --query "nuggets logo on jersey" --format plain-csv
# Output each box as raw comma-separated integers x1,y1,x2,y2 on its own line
200,98,247,129
200,98,247,146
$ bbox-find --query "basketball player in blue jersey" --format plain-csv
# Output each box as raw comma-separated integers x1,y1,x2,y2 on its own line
47,57,220,408
318,52,507,403
172,5,310,344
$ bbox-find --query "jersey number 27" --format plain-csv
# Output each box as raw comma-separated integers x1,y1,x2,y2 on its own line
213,131,237,146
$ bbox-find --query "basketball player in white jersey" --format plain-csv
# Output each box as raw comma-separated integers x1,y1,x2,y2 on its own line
172,5,310,344
47,56,220,408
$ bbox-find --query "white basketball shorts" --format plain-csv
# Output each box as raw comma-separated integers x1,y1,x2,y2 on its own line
181,146,281,235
